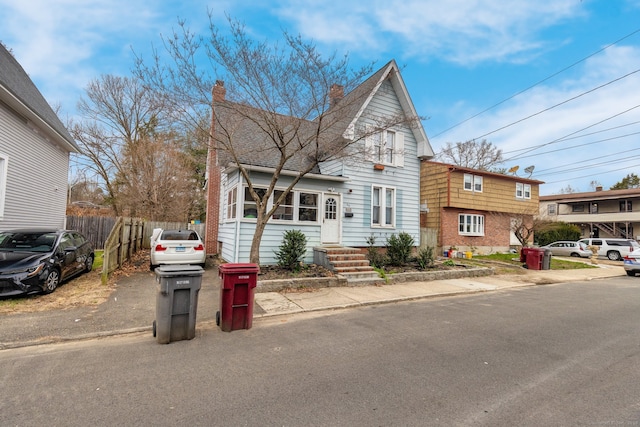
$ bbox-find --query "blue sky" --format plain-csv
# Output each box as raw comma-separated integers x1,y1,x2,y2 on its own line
1,0,639,195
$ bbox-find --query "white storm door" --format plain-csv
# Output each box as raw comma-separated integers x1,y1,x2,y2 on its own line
321,193,340,244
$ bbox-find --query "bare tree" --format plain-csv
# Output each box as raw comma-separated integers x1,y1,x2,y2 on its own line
71,74,205,220
436,139,502,170
134,14,423,264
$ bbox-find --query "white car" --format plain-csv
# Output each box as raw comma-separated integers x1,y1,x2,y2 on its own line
623,248,640,277
540,241,591,258
150,229,206,270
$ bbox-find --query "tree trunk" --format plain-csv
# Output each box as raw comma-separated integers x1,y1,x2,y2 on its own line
249,216,268,265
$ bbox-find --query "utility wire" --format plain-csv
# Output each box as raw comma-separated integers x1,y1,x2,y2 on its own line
503,120,640,154
431,27,640,139
506,130,640,162
543,162,640,185
472,68,640,143
503,103,640,162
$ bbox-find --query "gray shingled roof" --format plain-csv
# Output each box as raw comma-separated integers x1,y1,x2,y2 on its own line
214,60,407,174
0,44,78,152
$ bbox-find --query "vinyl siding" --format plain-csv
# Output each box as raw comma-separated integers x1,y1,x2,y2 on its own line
0,105,69,228
340,80,421,247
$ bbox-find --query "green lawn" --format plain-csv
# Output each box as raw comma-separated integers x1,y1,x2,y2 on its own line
471,252,597,270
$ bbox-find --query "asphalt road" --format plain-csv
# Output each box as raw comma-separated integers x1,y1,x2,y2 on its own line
2,276,640,426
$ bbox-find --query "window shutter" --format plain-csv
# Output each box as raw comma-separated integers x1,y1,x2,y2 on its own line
364,125,374,162
395,132,404,167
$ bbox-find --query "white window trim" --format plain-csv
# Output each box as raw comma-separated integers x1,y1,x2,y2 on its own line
371,184,396,228
463,173,483,192
365,126,404,167
226,186,237,221
458,214,485,236
0,155,7,219
516,182,531,199
238,186,321,224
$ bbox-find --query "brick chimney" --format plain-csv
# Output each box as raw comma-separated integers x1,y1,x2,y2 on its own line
204,82,224,256
596,186,603,191
329,84,344,107
213,80,226,102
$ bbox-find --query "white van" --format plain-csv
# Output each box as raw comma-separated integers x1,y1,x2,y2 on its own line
578,238,640,261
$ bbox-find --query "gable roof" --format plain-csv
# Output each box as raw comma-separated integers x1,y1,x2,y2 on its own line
337,59,432,158
215,59,432,173
0,44,78,152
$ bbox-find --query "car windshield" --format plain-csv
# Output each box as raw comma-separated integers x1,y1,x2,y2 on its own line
0,231,57,252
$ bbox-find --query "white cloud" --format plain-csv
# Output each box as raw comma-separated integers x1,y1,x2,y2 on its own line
275,0,583,64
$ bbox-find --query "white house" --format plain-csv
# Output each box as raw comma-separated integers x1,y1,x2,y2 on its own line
0,44,79,229
208,60,434,264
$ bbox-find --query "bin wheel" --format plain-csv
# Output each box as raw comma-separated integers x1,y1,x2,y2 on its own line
216,311,220,326
152,320,156,337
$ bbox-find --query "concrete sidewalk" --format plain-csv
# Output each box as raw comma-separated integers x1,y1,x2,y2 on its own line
254,263,626,317
0,262,626,349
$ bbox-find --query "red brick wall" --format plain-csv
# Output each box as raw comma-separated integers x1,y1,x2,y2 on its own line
441,208,515,249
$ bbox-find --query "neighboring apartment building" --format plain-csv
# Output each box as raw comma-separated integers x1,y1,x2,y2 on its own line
420,161,544,255
539,187,640,240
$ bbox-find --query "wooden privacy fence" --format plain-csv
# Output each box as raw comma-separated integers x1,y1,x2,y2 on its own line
101,217,145,284
66,215,206,283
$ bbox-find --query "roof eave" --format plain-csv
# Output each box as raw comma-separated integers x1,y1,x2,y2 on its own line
0,86,79,153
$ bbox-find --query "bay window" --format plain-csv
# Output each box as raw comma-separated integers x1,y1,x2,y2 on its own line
459,214,484,236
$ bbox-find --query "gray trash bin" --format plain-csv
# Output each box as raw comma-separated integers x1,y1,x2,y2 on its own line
542,249,552,270
153,265,204,344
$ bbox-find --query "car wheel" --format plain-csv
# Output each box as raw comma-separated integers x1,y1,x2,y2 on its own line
43,269,60,294
626,271,636,277
570,252,580,257
84,255,94,273
150,262,157,271
607,251,621,261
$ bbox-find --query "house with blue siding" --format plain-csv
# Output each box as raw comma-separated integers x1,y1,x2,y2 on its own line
0,44,79,229
208,60,434,266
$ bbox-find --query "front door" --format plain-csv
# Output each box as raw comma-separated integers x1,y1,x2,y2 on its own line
321,193,340,244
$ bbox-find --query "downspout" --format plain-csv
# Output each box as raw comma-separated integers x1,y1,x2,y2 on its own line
234,173,244,263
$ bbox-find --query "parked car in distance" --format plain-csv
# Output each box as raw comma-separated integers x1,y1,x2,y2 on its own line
578,238,640,261
150,229,206,270
0,229,95,297
540,241,592,258
623,248,640,276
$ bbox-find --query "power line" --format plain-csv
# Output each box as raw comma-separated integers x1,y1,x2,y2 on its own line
431,27,640,139
503,120,640,155
473,68,640,143
542,162,640,185
506,130,640,162
503,103,640,162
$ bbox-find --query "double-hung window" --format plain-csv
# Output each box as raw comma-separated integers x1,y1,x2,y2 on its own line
459,214,484,236
372,185,395,227
367,127,404,167
463,173,483,192
226,187,237,220
516,183,531,199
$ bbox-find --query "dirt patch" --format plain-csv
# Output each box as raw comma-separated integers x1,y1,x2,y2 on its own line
0,251,151,314
257,264,335,281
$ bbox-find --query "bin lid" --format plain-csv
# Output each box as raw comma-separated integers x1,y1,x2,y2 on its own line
155,265,204,277
219,263,260,274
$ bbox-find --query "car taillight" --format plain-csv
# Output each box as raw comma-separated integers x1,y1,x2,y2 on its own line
155,244,167,252
194,244,204,251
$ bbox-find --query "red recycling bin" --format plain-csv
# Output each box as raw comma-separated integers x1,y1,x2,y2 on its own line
525,248,544,270
217,263,259,332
